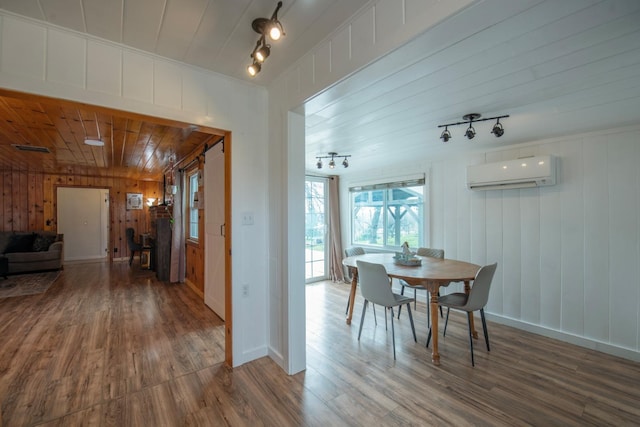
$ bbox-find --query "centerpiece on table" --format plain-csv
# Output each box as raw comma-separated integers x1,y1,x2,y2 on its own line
393,242,422,266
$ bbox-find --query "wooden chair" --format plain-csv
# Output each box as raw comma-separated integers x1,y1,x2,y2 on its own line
126,228,143,266
426,263,498,366
357,260,416,360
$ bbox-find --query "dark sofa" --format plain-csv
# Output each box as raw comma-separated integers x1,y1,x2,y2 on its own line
0,231,64,274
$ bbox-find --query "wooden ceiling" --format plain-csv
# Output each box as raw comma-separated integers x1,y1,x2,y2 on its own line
0,89,225,181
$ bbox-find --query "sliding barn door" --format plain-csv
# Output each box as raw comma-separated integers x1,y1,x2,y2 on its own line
204,143,225,319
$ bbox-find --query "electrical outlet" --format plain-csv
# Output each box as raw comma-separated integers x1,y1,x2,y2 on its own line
242,212,254,225
242,284,249,297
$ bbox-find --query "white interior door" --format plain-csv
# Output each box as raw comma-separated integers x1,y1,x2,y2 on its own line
57,187,109,261
204,144,225,319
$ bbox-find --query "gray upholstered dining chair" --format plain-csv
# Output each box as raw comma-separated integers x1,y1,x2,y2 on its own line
397,247,445,324
357,260,417,360
426,262,498,366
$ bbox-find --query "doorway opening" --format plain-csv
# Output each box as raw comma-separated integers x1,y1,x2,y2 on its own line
57,187,109,262
305,177,329,282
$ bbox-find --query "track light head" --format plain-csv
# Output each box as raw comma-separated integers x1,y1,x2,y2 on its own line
255,41,270,63
328,152,336,169
342,157,349,168
251,2,285,40
465,125,476,140
247,61,261,76
316,158,322,169
268,20,284,41
440,127,451,143
491,120,504,137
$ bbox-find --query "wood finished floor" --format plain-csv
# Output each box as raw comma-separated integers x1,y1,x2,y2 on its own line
1,265,639,426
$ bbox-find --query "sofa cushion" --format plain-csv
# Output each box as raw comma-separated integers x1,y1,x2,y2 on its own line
4,233,36,254
32,233,57,252
0,233,10,253
4,250,60,263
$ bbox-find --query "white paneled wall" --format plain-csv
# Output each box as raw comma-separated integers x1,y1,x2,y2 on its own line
439,129,639,359
341,126,640,361
0,12,270,367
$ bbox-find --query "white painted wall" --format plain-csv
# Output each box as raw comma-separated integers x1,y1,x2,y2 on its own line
0,12,268,366
338,126,640,362
267,0,483,372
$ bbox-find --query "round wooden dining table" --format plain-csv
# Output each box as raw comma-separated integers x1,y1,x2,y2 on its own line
342,252,480,365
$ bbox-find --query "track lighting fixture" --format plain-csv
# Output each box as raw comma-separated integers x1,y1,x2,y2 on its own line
316,152,351,169
247,1,285,77
437,113,509,143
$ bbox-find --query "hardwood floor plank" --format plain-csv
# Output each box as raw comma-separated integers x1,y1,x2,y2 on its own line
1,271,639,426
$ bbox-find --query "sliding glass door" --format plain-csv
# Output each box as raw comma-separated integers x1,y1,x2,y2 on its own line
305,177,328,282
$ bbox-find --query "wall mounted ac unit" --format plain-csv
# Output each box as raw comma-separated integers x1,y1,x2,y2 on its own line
466,155,556,190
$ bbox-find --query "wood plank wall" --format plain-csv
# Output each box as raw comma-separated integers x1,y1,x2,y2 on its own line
0,169,162,262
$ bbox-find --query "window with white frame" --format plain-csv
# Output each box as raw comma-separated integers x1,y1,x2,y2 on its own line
350,177,425,249
188,171,199,240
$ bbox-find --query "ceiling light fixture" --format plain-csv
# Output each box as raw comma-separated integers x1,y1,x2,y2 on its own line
84,138,104,146
437,113,509,143
247,1,285,77
316,152,351,169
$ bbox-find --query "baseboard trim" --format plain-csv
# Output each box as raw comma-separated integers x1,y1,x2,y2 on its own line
486,313,640,363
184,278,204,299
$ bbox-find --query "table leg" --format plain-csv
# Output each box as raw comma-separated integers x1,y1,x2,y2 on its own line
464,280,479,339
430,290,440,365
346,270,358,325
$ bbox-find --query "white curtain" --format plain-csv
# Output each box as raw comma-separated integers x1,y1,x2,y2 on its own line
169,170,186,282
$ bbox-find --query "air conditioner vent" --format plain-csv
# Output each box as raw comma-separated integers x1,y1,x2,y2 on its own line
12,144,51,153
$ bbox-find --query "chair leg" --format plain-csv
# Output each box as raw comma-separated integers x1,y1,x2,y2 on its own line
390,307,396,360
438,291,444,317
129,250,134,266
414,289,417,309
426,327,432,348
358,300,368,340
373,304,377,326
443,307,451,336
467,311,475,366
406,303,417,342
345,295,350,315
384,307,388,331
480,308,490,351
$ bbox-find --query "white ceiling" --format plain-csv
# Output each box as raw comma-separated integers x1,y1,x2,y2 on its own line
1,0,640,175
304,0,640,174
0,0,370,84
